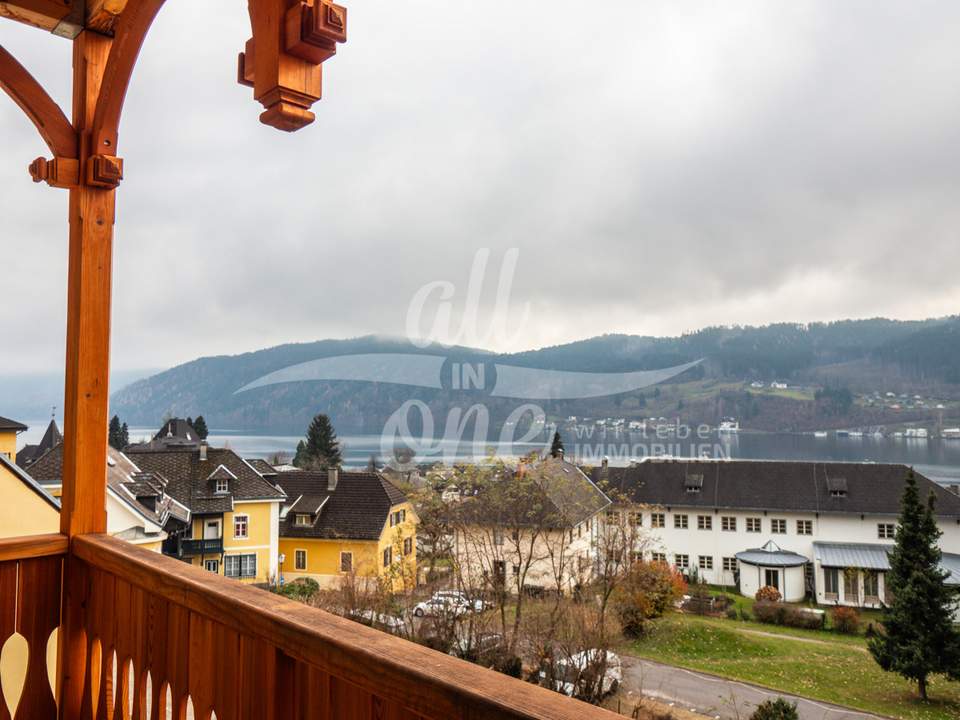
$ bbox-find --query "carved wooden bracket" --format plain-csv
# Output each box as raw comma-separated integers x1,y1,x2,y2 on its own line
86,154,124,188
29,156,80,188
239,0,347,132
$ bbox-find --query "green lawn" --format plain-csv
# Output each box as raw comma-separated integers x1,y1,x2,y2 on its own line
624,614,960,720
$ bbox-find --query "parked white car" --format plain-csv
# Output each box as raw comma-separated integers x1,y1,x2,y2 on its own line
539,650,622,698
434,590,489,613
413,591,476,617
349,609,409,635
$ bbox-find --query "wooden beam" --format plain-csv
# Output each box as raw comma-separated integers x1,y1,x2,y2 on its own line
0,0,83,37
85,0,129,35
0,533,68,562
57,31,115,720
90,0,166,152
0,44,78,159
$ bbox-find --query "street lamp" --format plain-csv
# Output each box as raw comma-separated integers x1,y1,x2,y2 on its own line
278,553,286,587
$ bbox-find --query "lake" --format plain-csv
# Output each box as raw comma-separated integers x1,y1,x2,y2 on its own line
17,420,960,486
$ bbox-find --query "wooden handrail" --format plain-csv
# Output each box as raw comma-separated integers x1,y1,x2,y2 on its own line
73,534,621,720
0,532,68,562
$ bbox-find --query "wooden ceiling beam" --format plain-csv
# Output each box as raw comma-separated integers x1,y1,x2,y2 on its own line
0,0,83,38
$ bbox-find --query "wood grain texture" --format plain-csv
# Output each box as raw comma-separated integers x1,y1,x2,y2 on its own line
14,556,62,719
0,534,68,563
0,0,74,33
74,535,622,720
0,44,77,158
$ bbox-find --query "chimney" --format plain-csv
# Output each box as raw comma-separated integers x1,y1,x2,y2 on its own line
601,455,609,478
199,441,208,461
327,466,339,492
950,483,959,496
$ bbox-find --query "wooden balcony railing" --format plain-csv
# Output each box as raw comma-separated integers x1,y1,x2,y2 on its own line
177,538,224,558
0,533,621,720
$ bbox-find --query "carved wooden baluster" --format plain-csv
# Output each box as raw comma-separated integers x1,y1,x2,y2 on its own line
13,557,61,720
0,561,19,720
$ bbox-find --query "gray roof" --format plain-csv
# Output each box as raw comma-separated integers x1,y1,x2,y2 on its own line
275,470,408,541
814,542,960,584
591,460,960,518
0,416,28,432
814,542,893,570
736,540,808,567
16,419,62,467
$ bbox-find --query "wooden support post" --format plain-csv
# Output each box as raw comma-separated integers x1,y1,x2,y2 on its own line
57,30,114,720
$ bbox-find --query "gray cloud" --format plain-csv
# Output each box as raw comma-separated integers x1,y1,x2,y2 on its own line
2,0,959,374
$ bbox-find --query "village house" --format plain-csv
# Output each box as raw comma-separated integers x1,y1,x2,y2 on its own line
452,457,612,594
5,416,185,548
590,458,960,608
125,436,286,584
0,415,60,537
273,467,417,590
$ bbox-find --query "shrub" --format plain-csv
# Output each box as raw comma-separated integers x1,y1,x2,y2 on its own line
276,577,320,602
831,606,860,634
753,601,787,625
755,585,782,602
738,607,752,622
783,608,825,630
725,607,739,620
713,594,733,611
615,561,687,637
750,698,799,720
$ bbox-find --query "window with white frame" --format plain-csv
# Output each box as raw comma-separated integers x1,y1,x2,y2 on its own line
233,514,248,539
651,512,665,528
295,514,311,526
215,478,229,494
878,523,896,539
722,557,737,572
697,515,712,531
698,555,713,570
674,554,689,570
651,552,667,564
796,519,813,535
721,516,736,532
771,518,787,534
224,554,257,579
746,517,762,533
294,549,307,571
674,514,689,529
632,512,643,526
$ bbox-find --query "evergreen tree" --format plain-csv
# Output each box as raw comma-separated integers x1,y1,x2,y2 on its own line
108,415,124,450
296,414,342,468
868,470,960,699
192,415,209,440
549,430,564,459
120,422,129,449
293,440,308,468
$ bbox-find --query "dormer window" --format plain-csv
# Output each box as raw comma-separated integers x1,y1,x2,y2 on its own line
215,478,229,494
826,476,847,498
685,474,703,493
295,513,311,526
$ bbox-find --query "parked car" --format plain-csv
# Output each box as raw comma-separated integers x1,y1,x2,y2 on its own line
539,650,622,698
348,609,409,635
448,631,504,662
413,594,467,617
433,590,490,613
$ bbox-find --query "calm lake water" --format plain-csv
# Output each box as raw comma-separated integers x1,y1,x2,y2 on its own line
18,421,960,486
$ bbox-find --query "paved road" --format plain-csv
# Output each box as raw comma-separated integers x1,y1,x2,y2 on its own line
620,657,884,720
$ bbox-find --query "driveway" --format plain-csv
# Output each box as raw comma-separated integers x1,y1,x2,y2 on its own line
620,657,885,720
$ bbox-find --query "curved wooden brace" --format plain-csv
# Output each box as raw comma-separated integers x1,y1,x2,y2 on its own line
0,44,77,159
90,0,167,153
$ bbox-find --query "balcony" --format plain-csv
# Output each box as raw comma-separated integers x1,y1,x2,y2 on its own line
0,532,621,719
178,537,225,557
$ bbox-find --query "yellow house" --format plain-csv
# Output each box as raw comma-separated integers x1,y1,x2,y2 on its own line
15,437,185,551
126,441,284,584
0,416,60,537
274,468,417,591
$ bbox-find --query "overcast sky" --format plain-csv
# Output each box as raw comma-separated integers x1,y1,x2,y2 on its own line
2,0,959,374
